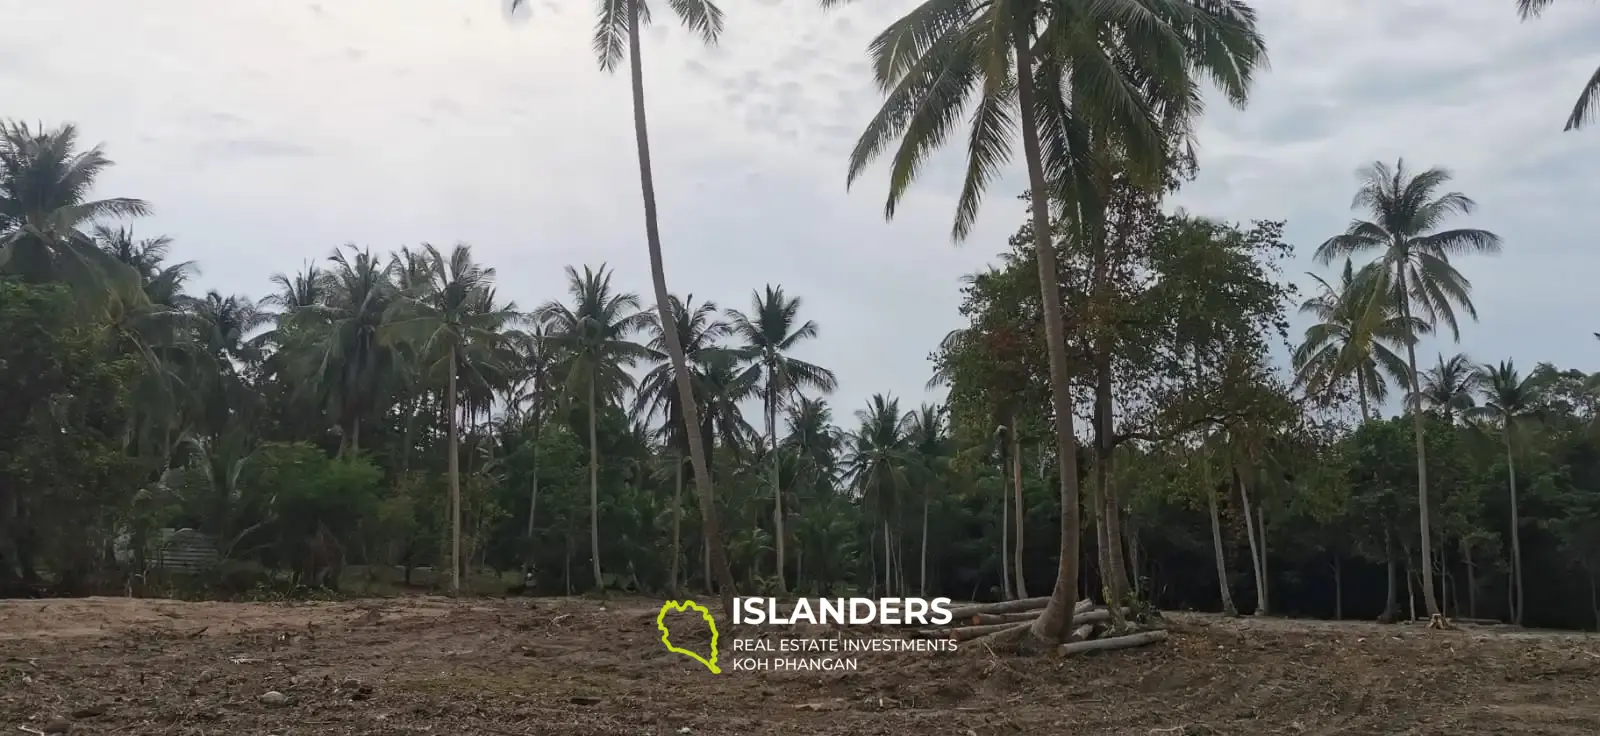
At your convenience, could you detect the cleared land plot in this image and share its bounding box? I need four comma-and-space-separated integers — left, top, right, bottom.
2, 596, 1598, 734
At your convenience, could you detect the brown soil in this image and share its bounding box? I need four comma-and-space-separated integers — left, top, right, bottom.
2, 596, 1599, 735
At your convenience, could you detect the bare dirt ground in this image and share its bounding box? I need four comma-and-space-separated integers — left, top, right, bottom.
2, 596, 1599, 735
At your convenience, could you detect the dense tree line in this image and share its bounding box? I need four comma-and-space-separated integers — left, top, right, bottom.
2, 0, 1594, 641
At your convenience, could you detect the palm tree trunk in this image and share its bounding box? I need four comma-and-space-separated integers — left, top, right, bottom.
1464, 540, 1477, 618
1381, 531, 1398, 623
447, 347, 461, 596
1505, 425, 1524, 626
1357, 377, 1371, 423
1333, 556, 1343, 620
625, 0, 736, 616
1204, 451, 1237, 616
1396, 268, 1441, 619
1009, 419, 1028, 598
882, 520, 892, 597
671, 455, 683, 595
1013, 23, 1082, 645
769, 398, 787, 594
587, 378, 602, 591
920, 490, 929, 597
524, 417, 541, 571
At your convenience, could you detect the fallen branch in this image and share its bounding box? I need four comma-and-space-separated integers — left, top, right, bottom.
1060, 628, 1168, 656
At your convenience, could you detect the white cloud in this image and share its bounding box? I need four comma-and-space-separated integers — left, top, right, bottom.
0, 0, 1595, 421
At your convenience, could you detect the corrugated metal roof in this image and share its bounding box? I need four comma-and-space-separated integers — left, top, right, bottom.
151, 528, 220, 573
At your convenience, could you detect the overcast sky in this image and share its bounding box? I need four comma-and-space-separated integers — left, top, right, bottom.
3, 0, 1597, 422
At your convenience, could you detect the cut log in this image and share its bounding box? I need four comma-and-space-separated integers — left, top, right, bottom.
945, 597, 1054, 619
1069, 622, 1095, 642
972, 606, 1129, 626
916, 621, 1035, 641
966, 611, 1043, 626
1060, 629, 1168, 656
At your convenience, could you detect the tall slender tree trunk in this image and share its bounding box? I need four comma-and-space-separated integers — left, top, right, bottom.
671, 455, 683, 595
1000, 452, 1013, 600
1333, 557, 1343, 620
524, 419, 541, 572
447, 347, 461, 596
1013, 20, 1082, 646
1505, 425, 1524, 626
587, 379, 602, 591
625, 0, 736, 617
1204, 450, 1237, 616
1464, 540, 1477, 618
1396, 266, 1441, 620
1257, 506, 1269, 612
1010, 420, 1028, 598
1237, 468, 1268, 616
882, 520, 892, 597
769, 399, 787, 594
920, 490, 929, 597
1381, 531, 1398, 623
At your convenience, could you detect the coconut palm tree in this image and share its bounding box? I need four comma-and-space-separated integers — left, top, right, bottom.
1514, 0, 1599, 131
1314, 159, 1503, 625
905, 403, 951, 596
536, 264, 654, 591
636, 294, 727, 594
1467, 360, 1546, 625
293, 246, 403, 457
842, 394, 913, 596
1292, 258, 1422, 421
0, 121, 147, 299
511, 0, 739, 615
1415, 353, 1481, 423
726, 285, 838, 594
386, 243, 519, 595
838, 0, 1267, 641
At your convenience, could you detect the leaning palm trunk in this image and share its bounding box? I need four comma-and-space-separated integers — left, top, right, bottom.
671, 455, 684, 595
1396, 267, 1442, 620
625, 0, 737, 616
447, 346, 462, 596
1013, 25, 1082, 645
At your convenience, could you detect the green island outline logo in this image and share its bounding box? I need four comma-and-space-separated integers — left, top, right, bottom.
656, 600, 721, 674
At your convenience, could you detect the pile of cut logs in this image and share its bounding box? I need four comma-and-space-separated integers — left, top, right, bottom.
907, 597, 1170, 655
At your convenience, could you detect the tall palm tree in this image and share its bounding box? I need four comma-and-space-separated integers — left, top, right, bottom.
1292, 258, 1422, 421
1467, 360, 1545, 626
1415, 353, 1481, 423
636, 294, 727, 594
511, 0, 739, 616
727, 285, 837, 594
0, 121, 147, 301
841, 394, 913, 596
905, 403, 950, 596
1514, 0, 1599, 131
838, 0, 1266, 641
536, 264, 654, 591
1314, 159, 1503, 625
294, 246, 402, 457
387, 243, 519, 595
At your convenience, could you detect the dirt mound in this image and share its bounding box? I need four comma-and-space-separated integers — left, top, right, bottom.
1, 596, 1597, 734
